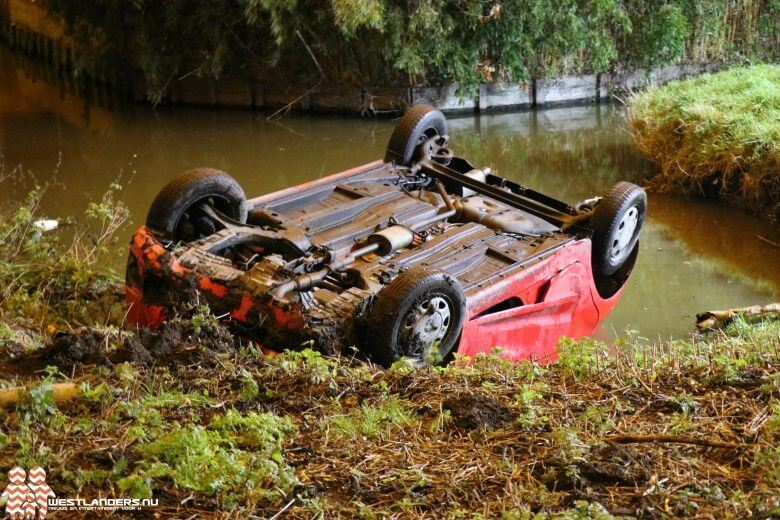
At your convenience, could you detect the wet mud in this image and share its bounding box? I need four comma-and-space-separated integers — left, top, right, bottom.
2, 320, 235, 375
443, 392, 511, 431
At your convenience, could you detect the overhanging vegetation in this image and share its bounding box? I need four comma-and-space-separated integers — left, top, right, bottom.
41, 0, 780, 102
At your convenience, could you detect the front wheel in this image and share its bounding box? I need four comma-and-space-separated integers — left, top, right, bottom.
364, 267, 466, 368
590, 181, 647, 278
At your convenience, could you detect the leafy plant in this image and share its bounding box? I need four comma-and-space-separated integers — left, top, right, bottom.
325, 398, 416, 441
123, 409, 297, 505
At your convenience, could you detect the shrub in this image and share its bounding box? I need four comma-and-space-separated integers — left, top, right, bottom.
0, 180, 129, 353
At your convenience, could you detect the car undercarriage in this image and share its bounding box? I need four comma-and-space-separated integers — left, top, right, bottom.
127, 105, 646, 366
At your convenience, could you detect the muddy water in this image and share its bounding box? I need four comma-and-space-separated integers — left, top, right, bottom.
0, 48, 777, 341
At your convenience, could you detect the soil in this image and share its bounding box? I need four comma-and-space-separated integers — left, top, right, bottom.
1, 320, 235, 376
138, 268, 202, 316
0, 294, 776, 519
443, 391, 511, 431
578, 444, 650, 486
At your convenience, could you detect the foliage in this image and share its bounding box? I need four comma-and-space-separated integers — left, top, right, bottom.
0, 178, 129, 356
122, 409, 298, 505
630, 64, 780, 220
325, 398, 416, 441
620, 3, 690, 69
43, 0, 780, 101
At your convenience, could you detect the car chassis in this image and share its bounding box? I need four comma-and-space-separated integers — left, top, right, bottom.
126, 106, 645, 366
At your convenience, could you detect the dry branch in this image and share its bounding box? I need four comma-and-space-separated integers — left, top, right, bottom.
0, 382, 81, 409
696, 303, 780, 331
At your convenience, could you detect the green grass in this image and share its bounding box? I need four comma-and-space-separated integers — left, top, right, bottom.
325, 398, 416, 441
124, 409, 298, 506
629, 64, 780, 220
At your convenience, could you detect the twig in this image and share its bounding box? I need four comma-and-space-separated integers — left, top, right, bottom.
265, 30, 325, 121
756, 234, 780, 248
295, 30, 325, 79
604, 434, 752, 449
268, 498, 296, 520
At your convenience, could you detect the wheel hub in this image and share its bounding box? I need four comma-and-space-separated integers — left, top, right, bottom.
177, 197, 226, 240
401, 296, 452, 354
610, 206, 639, 262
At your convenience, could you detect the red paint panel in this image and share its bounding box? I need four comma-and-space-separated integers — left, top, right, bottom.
125, 285, 166, 328
230, 294, 254, 321
268, 301, 305, 331
459, 239, 627, 362
461, 294, 578, 362
199, 277, 228, 297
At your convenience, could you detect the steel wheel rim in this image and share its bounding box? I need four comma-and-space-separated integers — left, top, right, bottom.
400, 295, 453, 362
609, 206, 639, 263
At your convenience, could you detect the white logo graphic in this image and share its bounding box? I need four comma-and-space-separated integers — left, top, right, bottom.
3, 465, 159, 514
1, 466, 55, 519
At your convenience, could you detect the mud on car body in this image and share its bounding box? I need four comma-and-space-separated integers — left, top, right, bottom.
126, 105, 646, 367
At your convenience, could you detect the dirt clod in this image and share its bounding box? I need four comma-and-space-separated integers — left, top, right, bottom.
5, 319, 235, 375
578, 444, 650, 486
443, 392, 511, 431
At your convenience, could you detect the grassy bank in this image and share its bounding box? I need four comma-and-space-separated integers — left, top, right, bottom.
1, 189, 778, 518
629, 64, 780, 221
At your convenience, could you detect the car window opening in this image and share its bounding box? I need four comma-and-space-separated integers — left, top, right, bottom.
476, 296, 524, 317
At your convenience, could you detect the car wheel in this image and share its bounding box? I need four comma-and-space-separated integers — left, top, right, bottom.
146, 168, 248, 242
384, 105, 448, 166
365, 267, 466, 368
590, 181, 647, 277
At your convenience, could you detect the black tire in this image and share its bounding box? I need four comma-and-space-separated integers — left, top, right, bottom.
590, 181, 647, 277
146, 168, 248, 242
384, 105, 447, 166
364, 267, 466, 368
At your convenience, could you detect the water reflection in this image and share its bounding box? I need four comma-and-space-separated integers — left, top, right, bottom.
0, 46, 776, 341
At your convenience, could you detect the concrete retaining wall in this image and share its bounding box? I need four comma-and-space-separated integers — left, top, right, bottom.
479, 82, 533, 111
149, 62, 716, 114
0, 0, 721, 115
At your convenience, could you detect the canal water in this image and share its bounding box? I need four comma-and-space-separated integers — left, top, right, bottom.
0, 48, 777, 341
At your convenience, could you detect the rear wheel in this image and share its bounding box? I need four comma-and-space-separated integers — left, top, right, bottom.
384, 105, 448, 166
364, 267, 466, 368
146, 168, 247, 242
590, 182, 647, 277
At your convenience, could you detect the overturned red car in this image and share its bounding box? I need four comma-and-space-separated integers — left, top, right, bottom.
126, 105, 646, 367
